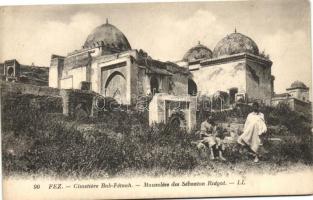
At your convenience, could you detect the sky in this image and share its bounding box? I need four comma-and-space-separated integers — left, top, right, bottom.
0, 0, 311, 94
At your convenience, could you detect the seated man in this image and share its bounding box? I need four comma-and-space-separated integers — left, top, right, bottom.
200, 116, 226, 161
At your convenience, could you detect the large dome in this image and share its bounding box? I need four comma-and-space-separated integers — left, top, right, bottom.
213, 31, 259, 58
83, 20, 131, 52
183, 42, 213, 62
290, 81, 308, 89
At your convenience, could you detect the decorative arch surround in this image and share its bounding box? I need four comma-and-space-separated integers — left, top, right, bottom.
104, 71, 127, 104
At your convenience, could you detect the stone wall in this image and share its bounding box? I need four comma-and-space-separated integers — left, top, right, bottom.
1, 82, 63, 115
293, 98, 312, 114
272, 97, 312, 114
130, 58, 139, 104
0, 81, 60, 97
60, 89, 95, 118
171, 73, 188, 95
1, 81, 98, 118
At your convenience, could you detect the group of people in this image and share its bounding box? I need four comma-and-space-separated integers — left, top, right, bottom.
199, 102, 267, 163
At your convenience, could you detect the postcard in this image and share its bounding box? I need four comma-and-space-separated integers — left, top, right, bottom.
1, 0, 312, 199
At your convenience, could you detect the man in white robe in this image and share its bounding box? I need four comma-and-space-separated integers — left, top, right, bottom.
237, 102, 267, 162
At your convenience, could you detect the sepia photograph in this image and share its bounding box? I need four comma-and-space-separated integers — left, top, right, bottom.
0, 0, 312, 199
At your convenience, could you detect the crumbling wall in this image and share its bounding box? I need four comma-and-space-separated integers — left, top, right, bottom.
60, 89, 96, 118
0, 81, 60, 97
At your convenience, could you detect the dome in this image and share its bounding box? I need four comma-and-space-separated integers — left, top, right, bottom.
183, 42, 213, 62
290, 81, 308, 89
213, 31, 259, 58
83, 20, 131, 53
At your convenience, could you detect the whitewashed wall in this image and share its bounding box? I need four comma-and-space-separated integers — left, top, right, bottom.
191, 60, 246, 96
49, 66, 58, 88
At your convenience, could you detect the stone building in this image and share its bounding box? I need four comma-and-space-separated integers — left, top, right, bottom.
0, 59, 49, 86
49, 22, 276, 107
272, 81, 311, 113
179, 30, 274, 105
49, 20, 190, 105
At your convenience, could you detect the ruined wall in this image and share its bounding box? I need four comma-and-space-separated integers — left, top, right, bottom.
0, 81, 60, 97
191, 60, 246, 96
60, 89, 95, 118
1, 82, 63, 117
1, 81, 99, 118
245, 59, 272, 103
170, 73, 188, 95
161, 76, 170, 93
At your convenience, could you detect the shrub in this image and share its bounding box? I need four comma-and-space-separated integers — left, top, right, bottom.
2, 93, 199, 177
2, 92, 312, 178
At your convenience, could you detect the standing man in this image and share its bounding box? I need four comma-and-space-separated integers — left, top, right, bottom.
237, 102, 267, 162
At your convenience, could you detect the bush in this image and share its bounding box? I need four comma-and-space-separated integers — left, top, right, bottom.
2, 93, 312, 178
2, 93, 199, 177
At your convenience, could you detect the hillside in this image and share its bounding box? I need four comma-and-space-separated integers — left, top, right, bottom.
1, 90, 312, 178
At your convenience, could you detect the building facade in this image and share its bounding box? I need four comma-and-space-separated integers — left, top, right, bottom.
50, 21, 313, 110
272, 81, 311, 113
0, 59, 49, 86
49, 21, 190, 105
179, 31, 273, 105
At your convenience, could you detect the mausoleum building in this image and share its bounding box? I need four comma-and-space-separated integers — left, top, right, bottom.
179, 30, 274, 105
49, 20, 190, 105
49, 21, 279, 107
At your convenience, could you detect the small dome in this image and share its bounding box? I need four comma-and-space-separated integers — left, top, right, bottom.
83, 20, 131, 53
290, 81, 308, 89
213, 31, 259, 58
183, 42, 213, 62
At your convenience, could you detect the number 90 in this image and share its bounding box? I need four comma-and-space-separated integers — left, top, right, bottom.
33, 184, 40, 189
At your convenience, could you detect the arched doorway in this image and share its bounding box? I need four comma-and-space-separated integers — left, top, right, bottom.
212, 91, 229, 110
166, 110, 187, 132
104, 71, 126, 104
7, 67, 14, 76
150, 76, 159, 94
188, 79, 197, 96
229, 87, 238, 104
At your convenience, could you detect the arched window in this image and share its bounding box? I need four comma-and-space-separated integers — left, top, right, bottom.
188, 79, 197, 96
150, 76, 159, 94
229, 87, 238, 104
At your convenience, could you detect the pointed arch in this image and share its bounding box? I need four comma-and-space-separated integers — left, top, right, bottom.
104, 71, 126, 104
